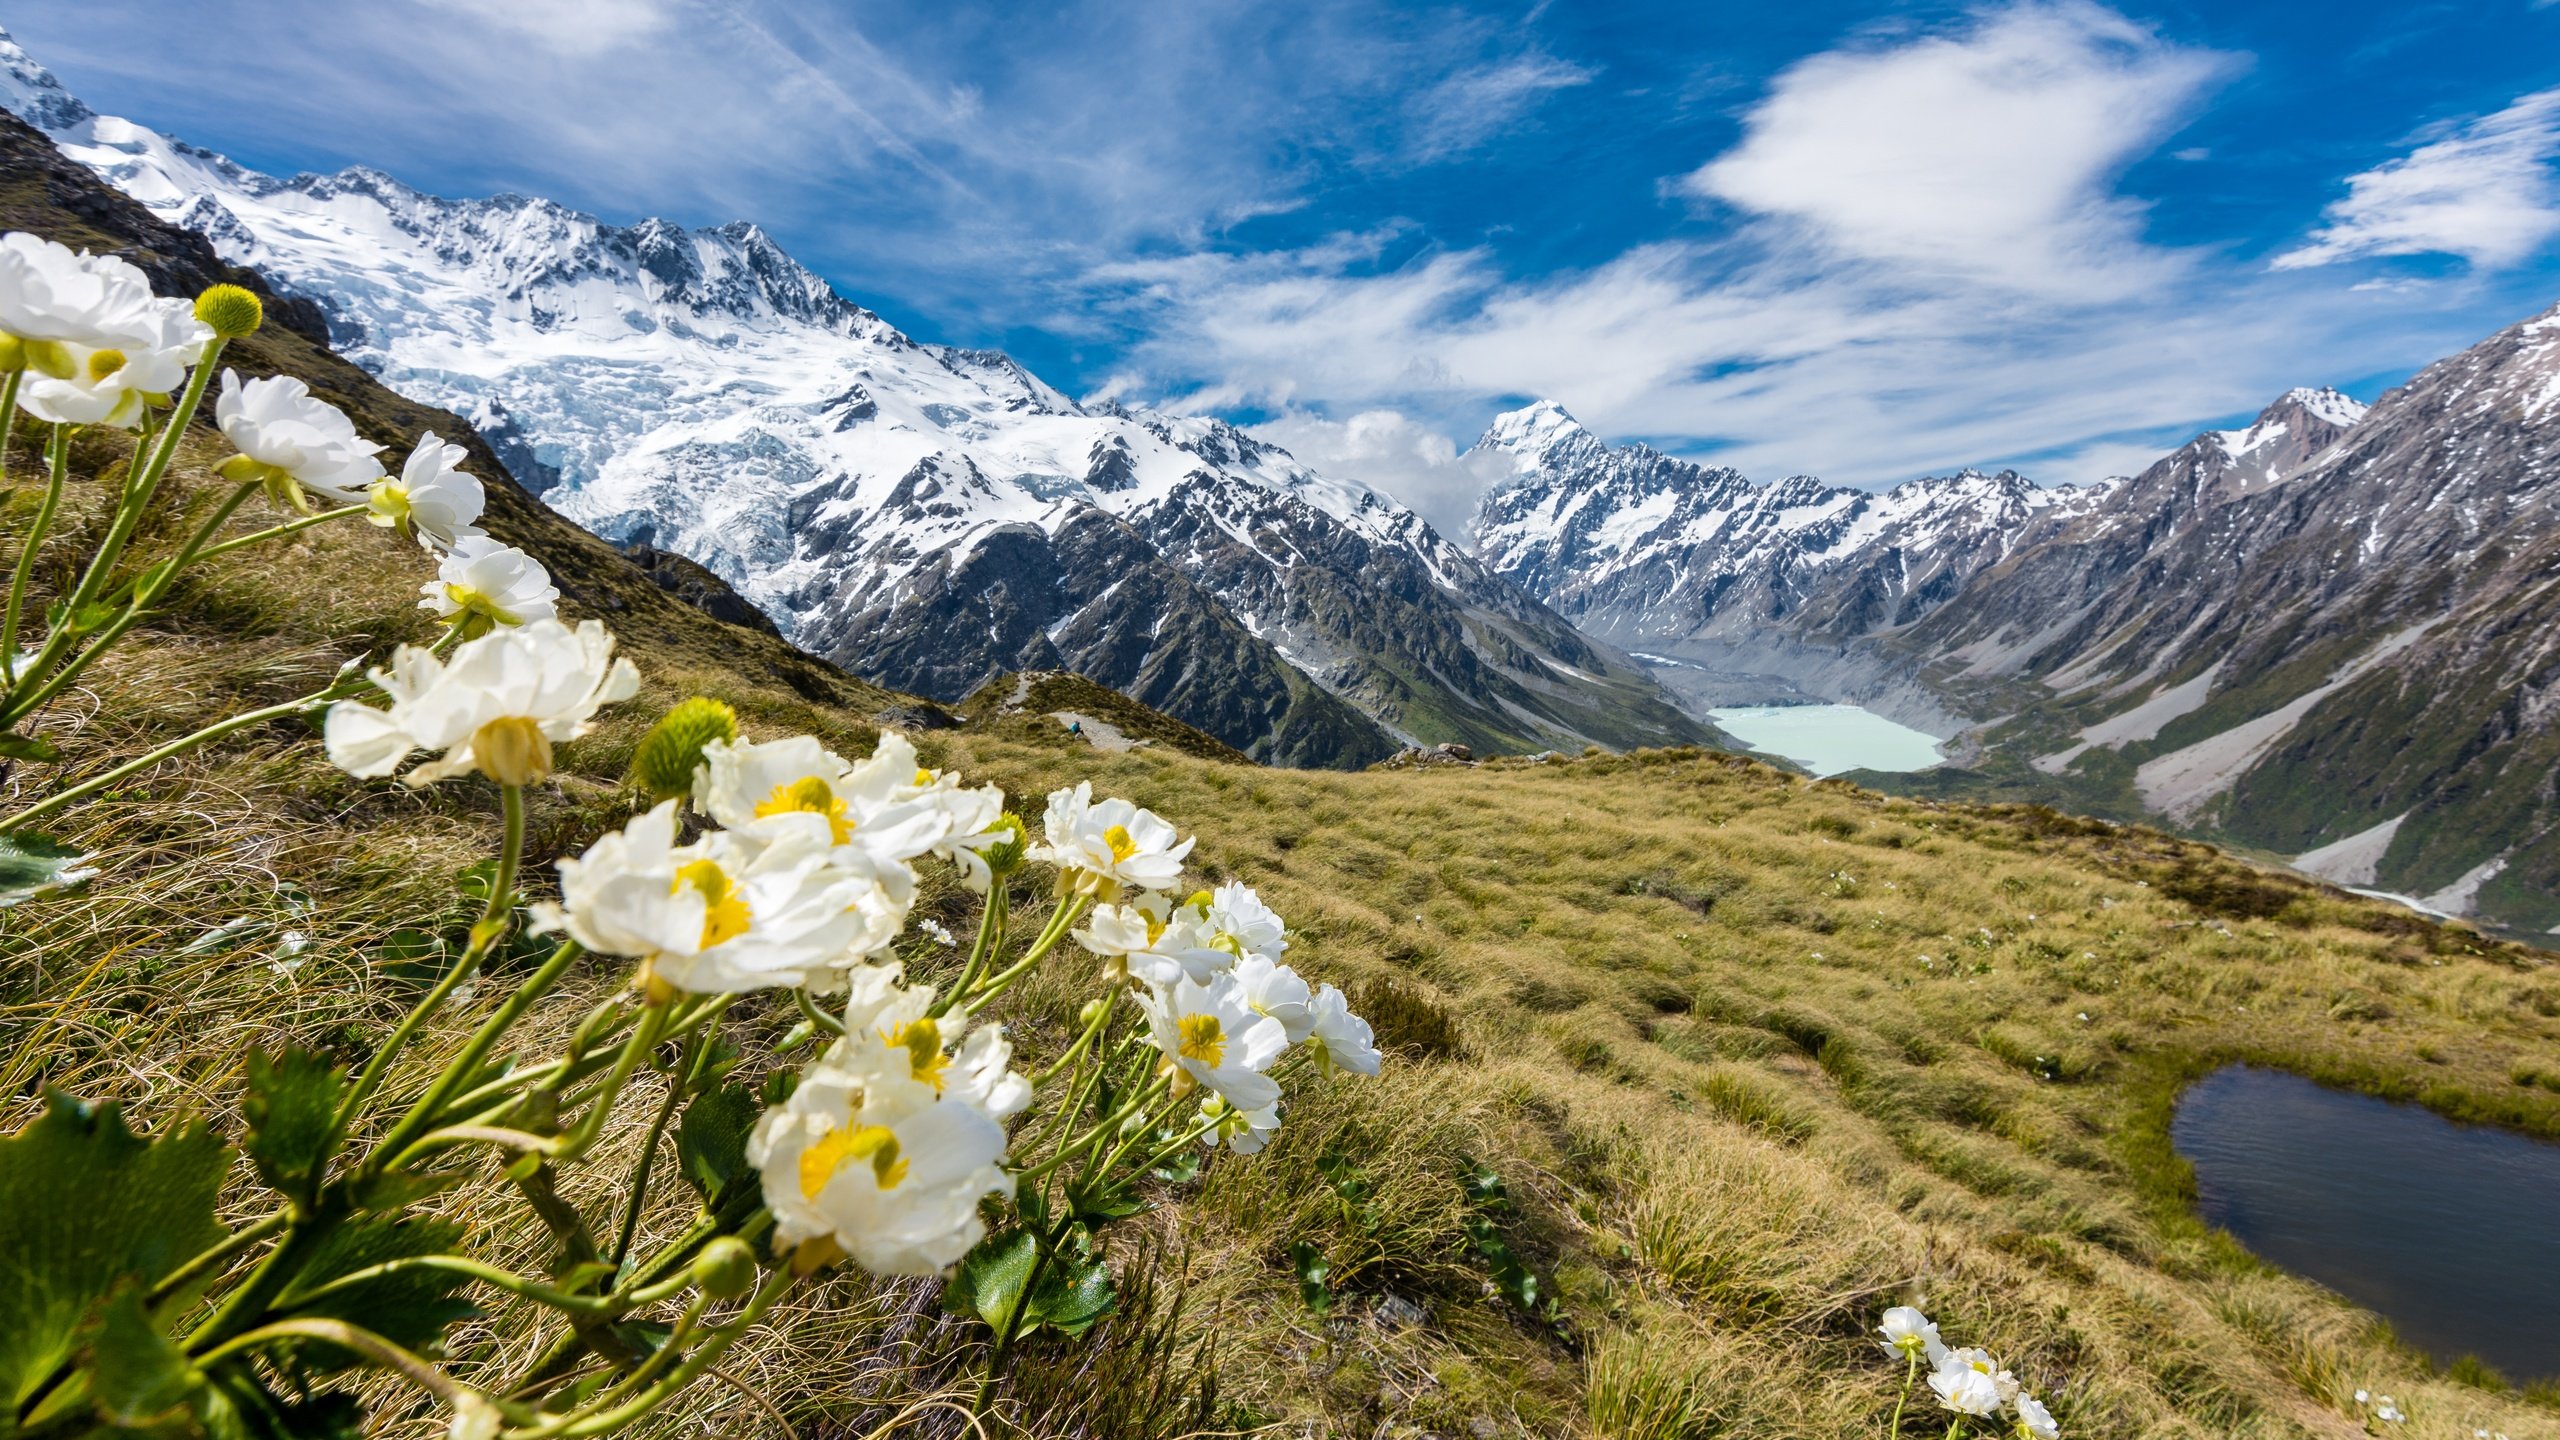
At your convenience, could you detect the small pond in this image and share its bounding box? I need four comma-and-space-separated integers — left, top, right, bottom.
2171, 1065, 2560, 1381
1704, 704, 1944, 777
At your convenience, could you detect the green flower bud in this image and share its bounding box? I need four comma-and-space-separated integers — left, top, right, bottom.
1078, 998, 1109, 1028
692, 1236, 758, 1298
194, 284, 264, 339
980, 811, 1028, 876
627, 696, 739, 801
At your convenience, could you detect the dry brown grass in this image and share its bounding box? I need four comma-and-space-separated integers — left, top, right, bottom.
7, 428, 2560, 1439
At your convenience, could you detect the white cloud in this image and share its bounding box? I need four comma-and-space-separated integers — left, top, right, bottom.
1683, 1, 2235, 297
409, 0, 677, 54
1405, 54, 1592, 162
1249, 407, 1511, 536
2273, 88, 2560, 272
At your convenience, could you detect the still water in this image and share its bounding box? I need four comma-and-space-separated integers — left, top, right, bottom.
1704, 704, 1944, 777
2171, 1065, 2560, 1380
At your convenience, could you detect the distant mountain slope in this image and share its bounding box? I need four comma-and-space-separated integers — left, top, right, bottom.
1465, 401, 2092, 724
1898, 317, 2560, 929
0, 29, 1706, 768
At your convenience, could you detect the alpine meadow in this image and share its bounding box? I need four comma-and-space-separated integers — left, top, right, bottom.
6, 6, 2560, 1440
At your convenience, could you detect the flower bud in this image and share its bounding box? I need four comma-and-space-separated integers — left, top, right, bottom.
692, 1236, 759, 1297
627, 696, 738, 801
194, 283, 264, 339
1078, 998, 1109, 1028
979, 811, 1028, 877
471, 715, 554, 788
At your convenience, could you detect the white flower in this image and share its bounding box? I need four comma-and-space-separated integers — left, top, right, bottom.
1935, 1349, 2017, 1412
917, 917, 957, 947
1077, 892, 1231, 986
2013, 1394, 2059, 1439
1233, 953, 1312, 1042
214, 370, 385, 505
16, 298, 206, 428
899, 758, 1008, 889
1931, 1364, 2004, 1418
747, 1050, 1012, 1275
1305, 983, 1382, 1077
1877, 1306, 1948, 1366
545, 802, 908, 995
1200, 880, 1287, 963
1199, 1092, 1281, 1155
1031, 782, 1191, 899
0, 233, 161, 355
421, 535, 559, 634
1137, 972, 1287, 1112
371, 431, 484, 550
323, 617, 637, 787
2372, 1397, 2403, 1425
694, 730, 952, 869
836, 963, 1031, 1120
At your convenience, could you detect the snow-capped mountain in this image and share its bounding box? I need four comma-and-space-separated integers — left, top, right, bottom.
0, 30, 1705, 767
1465, 400, 2096, 720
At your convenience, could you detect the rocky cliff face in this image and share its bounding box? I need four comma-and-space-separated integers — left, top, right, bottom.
0, 29, 1705, 769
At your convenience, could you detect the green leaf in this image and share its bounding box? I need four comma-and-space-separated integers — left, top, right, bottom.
1316, 1150, 1371, 1202
242, 1048, 345, 1195
1149, 1146, 1202, 1186
0, 730, 60, 762
1063, 1170, 1144, 1227
273, 1216, 474, 1369
943, 1229, 1118, 1339
0, 830, 95, 908
1289, 1240, 1333, 1316
87, 1285, 202, 1428
0, 1095, 229, 1415
675, 1085, 758, 1204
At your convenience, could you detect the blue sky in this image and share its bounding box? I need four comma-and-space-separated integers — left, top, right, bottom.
12, 0, 2560, 531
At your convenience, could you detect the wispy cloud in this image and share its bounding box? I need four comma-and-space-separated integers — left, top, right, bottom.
2273, 88, 2560, 271
1405, 54, 1592, 163
409, 0, 677, 55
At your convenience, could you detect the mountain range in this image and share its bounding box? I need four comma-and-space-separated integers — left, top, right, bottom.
8, 29, 2558, 935
0, 30, 1704, 770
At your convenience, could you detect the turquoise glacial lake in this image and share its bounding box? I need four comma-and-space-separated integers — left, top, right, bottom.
1705, 704, 1945, 777
2172, 1065, 2560, 1380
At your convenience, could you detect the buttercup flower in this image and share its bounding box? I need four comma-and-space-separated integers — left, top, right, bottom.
544, 802, 906, 995
695, 731, 952, 869
370, 431, 484, 550
422, 536, 559, 635
899, 759, 1009, 889
323, 618, 637, 787
0, 233, 161, 369
747, 1050, 1012, 1275
2013, 1394, 2060, 1440
1233, 953, 1312, 1042
1305, 983, 1382, 1077
1878, 1305, 1948, 1365
1137, 972, 1287, 1111
1077, 892, 1230, 987
1199, 1091, 1281, 1155
15, 298, 206, 428
1031, 782, 1191, 900
213, 370, 385, 507
1931, 1363, 2004, 1419
836, 963, 1030, 1120
1936, 1349, 2017, 1412
1200, 880, 1287, 963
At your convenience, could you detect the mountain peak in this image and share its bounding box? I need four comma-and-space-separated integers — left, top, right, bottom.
2266, 385, 2367, 429
1475, 399, 1592, 459
0, 25, 91, 132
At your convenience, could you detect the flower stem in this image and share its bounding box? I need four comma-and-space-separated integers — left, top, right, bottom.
611, 1027, 704, 1268
0, 408, 54, 678
928, 885, 1008, 1018
186, 502, 365, 565
1890, 1353, 1917, 1435
963, 894, 1088, 1014
0, 668, 365, 833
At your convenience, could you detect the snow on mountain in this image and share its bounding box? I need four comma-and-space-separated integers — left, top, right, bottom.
1466, 400, 2084, 655
0, 28, 1707, 766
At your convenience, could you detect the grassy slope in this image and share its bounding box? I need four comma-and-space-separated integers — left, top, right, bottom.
8, 418, 2560, 1439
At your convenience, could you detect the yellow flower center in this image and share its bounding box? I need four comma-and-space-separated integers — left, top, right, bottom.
84, 348, 127, 383
1177, 1013, 1225, 1068
1143, 913, 1168, 946
912, 768, 935, 787
755, 775, 852, 844
672, 858, 752, 949
444, 584, 520, 628
882, 1017, 949, 1091
470, 715, 552, 787
370, 480, 412, 528
797, 1123, 906, 1198
1104, 824, 1138, 862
